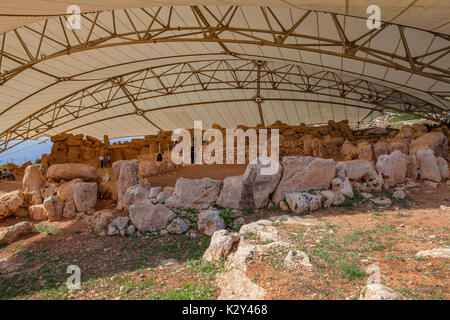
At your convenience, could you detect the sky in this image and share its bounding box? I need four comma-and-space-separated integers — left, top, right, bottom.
0, 136, 141, 166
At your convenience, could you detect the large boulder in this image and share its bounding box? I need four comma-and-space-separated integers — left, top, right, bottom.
336, 160, 383, 192
63, 200, 77, 219
198, 209, 225, 236
341, 140, 358, 160
0, 221, 36, 245
0, 191, 24, 220
373, 141, 389, 160
410, 132, 448, 159
406, 155, 419, 179
357, 141, 375, 162
165, 177, 223, 210
395, 125, 414, 141
436, 157, 449, 180
272, 157, 335, 203
167, 218, 190, 235
23, 165, 45, 204
129, 202, 175, 232
43, 195, 64, 221
331, 177, 354, 198
216, 158, 282, 209
47, 163, 97, 181
113, 160, 139, 210
285, 192, 322, 213
73, 182, 98, 212
416, 148, 441, 182
203, 230, 241, 262
29, 204, 46, 221
122, 185, 150, 210
389, 141, 409, 155
55, 178, 83, 201
376, 150, 408, 188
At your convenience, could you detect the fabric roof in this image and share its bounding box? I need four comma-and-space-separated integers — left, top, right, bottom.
0, 2, 448, 152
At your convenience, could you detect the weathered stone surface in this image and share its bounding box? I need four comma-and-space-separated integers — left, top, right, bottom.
218, 158, 282, 209
416, 148, 441, 182
29, 204, 46, 221
91, 210, 115, 234
156, 190, 172, 204
203, 230, 241, 261
129, 203, 175, 232
47, 163, 97, 181
149, 187, 162, 198
395, 125, 414, 141
416, 248, 450, 259
331, 177, 354, 198
0, 191, 24, 220
63, 200, 76, 219
373, 141, 389, 160
436, 157, 449, 180
165, 177, 223, 210
392, 190, 406, 199
341, 140, 358, 160
285, 192, 322, 213
23, 165, 45, 204
167, 218, 190, 235
217, 269, 267, 300
138, 178, 151, 191
56, 178, 83, 201
198, 209, 225, 236
239, 220, 278, 242
73, 182, 98, 212
43, 195, 64, 221
122, 185, 149, 210
360, 284, 400, 300
321, 190, 345, 208
272, 157, 335, 203
371, 197, 392, 205
113, 160, 139, 210
284, 250, 313, 271
376, 150, 408, 188
406, 155, 419, 179
357, 141, 375, 162
0, 222, 36, 245
389, 141, 409, 155
108, 216, 129, 235
40, 181, 58, 199
336, 160, 384, 192
410, 132, 448, 159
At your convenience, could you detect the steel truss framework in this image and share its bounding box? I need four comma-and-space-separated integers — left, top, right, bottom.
0, 58, 446, 153
0, 5, 449, 153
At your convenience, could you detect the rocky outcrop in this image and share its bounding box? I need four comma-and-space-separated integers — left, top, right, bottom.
203, 230, 241, 261
0, 222, 36, 245
73, 182, 98, 212
129, 202, 175, 232
336, 160, 383, 192
47, 163, 97, 181
165, 177, 223, 210
113, 160, 139, 210
272, 157, 335, 203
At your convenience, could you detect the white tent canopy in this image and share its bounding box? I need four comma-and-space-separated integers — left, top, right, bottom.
0, 1, 448, 153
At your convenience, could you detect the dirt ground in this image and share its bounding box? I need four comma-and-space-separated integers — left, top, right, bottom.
0, 165, 449, 300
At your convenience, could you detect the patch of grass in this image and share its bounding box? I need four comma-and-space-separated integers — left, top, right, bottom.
339, 191, 366, 209
241, 209, 254, 216
158, 283, 215, 300
339, 262, 365, 279
185, 259, 225, 280
35, 224, 60, 234
219, 208, 235, 226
